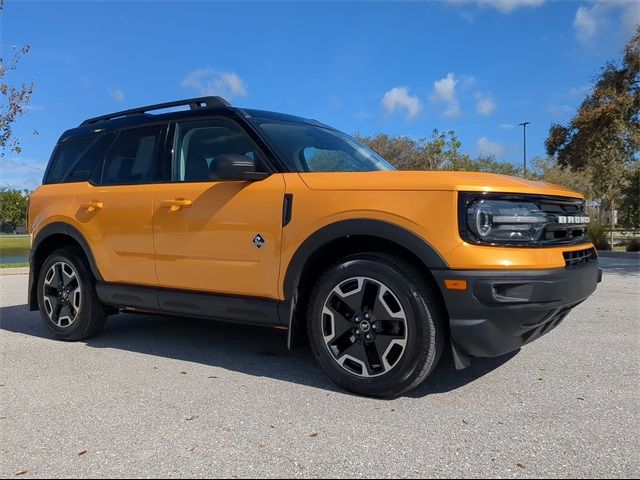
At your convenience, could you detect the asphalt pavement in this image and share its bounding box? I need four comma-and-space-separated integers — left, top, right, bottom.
1, 257, 638, 478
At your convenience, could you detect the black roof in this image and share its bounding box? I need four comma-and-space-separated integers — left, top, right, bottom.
58, 96, 328, 143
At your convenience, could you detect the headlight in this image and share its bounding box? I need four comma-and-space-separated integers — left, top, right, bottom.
459, 193, 590, 246
467, 199, 548, 243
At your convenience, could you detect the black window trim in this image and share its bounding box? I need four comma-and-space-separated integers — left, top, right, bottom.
166, 116, 277, 185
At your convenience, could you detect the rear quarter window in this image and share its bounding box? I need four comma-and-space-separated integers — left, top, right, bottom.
43, 133, 114, 184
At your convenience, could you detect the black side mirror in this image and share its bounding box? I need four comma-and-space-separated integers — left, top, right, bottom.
209, 154, 270, 181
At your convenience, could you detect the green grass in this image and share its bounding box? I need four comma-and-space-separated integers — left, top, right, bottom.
0, 235, 30, 265
0, 262, 29, 268
0, 235, 30, 249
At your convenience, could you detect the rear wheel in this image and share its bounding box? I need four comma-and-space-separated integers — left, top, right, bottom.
307, 253, 445, 398
37, 247, 107, 341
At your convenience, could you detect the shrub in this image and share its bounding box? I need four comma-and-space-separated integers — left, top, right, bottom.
587, 221, 609, 250
627, 239, 640, 252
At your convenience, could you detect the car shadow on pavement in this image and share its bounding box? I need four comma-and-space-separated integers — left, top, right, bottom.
0, 304, 517, 399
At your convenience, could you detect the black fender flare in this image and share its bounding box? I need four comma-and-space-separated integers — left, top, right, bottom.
28, 222, 103, 310
283, 218, 449, 301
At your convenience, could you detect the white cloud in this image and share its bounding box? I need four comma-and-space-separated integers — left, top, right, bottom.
430, 73, 460, 118
500, 123, 515, 129
20, 178, 41, 190
431, 73, 457, 102
622, 1, 640, 32
476, 137, 505, 156
459, 75, 477, 89
381, 86, 422, 119
573, 1, 640, 45
443, 103, 461, 118
109, 88, 125, 102
1, 157, 46, 176
574, 6, 598, 43
448, 0, 545, 14
181, 68, 248, 99
475, 92, 496, 116
0, 157, 46, 189
480, 0, 545, 13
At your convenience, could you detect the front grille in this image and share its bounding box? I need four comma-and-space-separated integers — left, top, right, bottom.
539, 199, 588, 244
563, 247, 597, 268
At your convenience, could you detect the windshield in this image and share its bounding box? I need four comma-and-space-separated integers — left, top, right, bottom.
252, 120, 396, 173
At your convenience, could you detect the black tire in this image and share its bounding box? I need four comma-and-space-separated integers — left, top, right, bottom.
37, 246, 107, 341
307, 253, 445, 398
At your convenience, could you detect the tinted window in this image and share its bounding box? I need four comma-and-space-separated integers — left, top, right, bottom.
100, 126, 164, 185
174, 119, 267, 182
251, 120, 395, 173
43, 133, 114, 184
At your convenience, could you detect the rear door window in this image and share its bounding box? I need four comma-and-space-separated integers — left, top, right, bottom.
99, 125, 165, 185
43, 133, 114, 184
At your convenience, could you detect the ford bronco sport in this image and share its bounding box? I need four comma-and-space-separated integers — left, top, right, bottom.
28, 96, 601, 397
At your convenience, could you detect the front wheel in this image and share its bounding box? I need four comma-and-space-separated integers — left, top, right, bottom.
37, 247, 107, 341
307, 253, 445, 398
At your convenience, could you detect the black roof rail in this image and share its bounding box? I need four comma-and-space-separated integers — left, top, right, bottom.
80, 96, 231, 126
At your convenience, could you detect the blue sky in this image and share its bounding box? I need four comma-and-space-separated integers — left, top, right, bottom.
2, 0, 639, 189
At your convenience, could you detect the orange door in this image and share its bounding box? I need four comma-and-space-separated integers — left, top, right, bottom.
70, 124, 167, 286
152, 118, 286, 299
71, 183, 158, 286
152, 177, 285, 299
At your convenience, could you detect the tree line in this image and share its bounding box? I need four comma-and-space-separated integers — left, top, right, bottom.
0, 186, 30, 232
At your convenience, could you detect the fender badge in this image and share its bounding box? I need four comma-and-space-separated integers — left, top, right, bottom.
253, 234, 266, 248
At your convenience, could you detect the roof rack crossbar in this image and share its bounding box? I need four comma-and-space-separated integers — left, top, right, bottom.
80, 96, 231, 126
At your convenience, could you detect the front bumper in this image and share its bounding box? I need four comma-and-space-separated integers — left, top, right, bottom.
432, 261, 602, 362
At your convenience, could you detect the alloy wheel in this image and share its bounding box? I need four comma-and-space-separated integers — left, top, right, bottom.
321, 276, 408, 378
42, 261, 82, 328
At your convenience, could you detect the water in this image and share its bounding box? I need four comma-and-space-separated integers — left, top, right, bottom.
1, 252, 29, 263
0, 238, 30, 264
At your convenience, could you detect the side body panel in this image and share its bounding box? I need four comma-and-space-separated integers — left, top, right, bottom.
28, 184, 77, 236
278, 174, 459, 299
152, 174, 286, 299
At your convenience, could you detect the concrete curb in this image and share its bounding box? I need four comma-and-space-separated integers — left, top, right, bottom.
597, 250, 640, 260
0, 267, 29, 275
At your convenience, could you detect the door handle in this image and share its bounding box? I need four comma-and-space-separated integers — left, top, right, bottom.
81, 201, 103, 212
161, 199, 192, 212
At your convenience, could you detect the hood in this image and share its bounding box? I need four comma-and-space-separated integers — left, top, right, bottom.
298, 171, 582, 198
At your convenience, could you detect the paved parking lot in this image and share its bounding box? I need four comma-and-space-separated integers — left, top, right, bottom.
1, 257, 638, 478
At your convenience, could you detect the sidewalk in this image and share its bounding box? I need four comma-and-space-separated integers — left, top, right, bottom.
0, 267, 29, 275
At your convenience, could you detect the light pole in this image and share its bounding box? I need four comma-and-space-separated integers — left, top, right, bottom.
519, 121, 530, 177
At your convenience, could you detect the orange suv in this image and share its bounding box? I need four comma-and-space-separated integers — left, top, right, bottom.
28, 97, 601, 397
